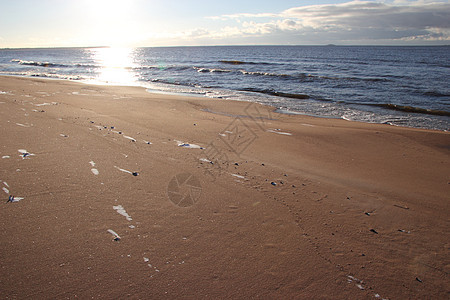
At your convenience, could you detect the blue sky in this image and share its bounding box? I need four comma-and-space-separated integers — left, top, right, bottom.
0, 0, 449, 48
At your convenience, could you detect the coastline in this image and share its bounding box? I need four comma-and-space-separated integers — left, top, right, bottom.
1, 75, 449, 298
2, 45, 449, 131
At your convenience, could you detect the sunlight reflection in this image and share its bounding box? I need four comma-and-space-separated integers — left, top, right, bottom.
90, 47, 138, 85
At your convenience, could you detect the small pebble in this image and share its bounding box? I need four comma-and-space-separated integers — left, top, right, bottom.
271, 182, 277, 186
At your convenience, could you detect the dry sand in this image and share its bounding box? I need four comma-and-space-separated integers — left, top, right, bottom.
0, 76, 449, 299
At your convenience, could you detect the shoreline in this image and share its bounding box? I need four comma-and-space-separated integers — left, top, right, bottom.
1, 76, 449, 298
2, 74, 449, 132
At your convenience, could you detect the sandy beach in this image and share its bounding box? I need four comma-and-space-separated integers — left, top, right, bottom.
0, 75, 449, 299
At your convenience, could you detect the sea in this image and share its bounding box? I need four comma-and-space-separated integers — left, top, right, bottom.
0, 46, 449, 131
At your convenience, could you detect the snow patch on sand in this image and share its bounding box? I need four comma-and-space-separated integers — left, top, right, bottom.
347, 275, 388, 299
231, 173, 246, 179
267, 129, 292, 136
123, 135, 136, 142
113, 205, 133, 221
8, 196, 24, 203
107, 229, 121, 240
18, 149, 35, 159
34, 102, 55, 107
114, 166, 133, 175
176, 140, 204, 149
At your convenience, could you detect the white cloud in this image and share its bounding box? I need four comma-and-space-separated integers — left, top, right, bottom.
200, 0, 450, 44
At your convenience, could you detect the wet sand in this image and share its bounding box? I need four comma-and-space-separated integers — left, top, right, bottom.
0, 76, 449, 299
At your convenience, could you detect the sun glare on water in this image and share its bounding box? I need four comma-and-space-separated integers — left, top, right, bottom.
90, 47, 138, 86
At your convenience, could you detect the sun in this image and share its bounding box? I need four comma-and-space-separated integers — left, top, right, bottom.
83, 0, 137, 47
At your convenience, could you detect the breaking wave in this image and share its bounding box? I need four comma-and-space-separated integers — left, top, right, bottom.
11, 59, 98, 69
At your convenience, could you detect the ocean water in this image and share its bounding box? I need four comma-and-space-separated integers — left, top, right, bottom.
0, 46, 449, 131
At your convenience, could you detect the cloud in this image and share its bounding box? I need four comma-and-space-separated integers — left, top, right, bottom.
202, 0, 450, 44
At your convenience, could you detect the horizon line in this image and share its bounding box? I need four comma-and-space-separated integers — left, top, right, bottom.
1, 44, 450, 50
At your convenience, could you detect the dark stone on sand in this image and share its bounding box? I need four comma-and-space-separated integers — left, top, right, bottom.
132, 172, 139, 176
370, 229, 378, 234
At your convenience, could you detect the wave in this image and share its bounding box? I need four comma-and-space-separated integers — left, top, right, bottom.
30, 73, 84, 80
194, 67, 232, 73
238, 69, 389, 83
150, 78, 202, 88
0, 71, 85, 80
239, 70, 290, 78
13, 60, 67, 68
422, 91, 450, 98
219, 60, 274, 65
367, 103, 450, 117
239, 87, 310, 100
138, 62, 391, 84
137, 65, 192, 72
11, 59, 98, 69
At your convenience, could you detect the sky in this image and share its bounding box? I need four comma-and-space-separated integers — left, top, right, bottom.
0, 0, 449, 48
